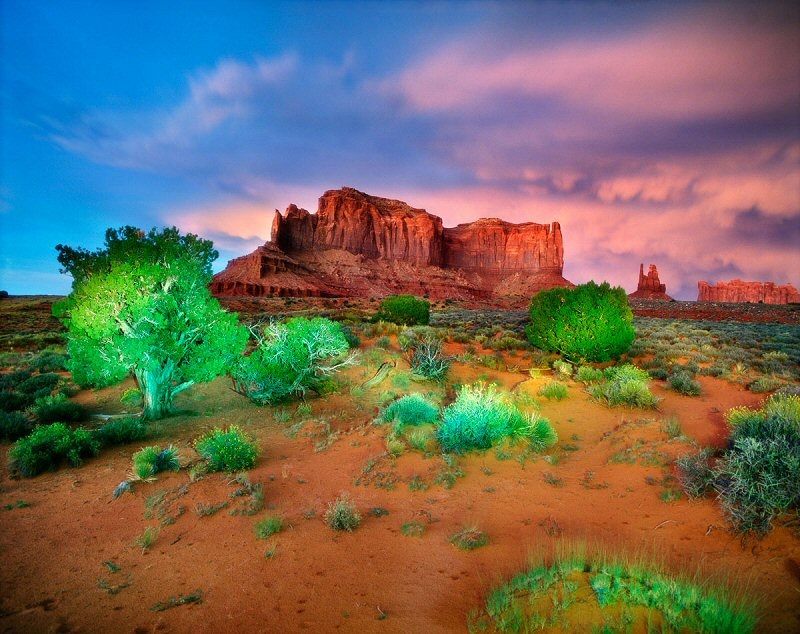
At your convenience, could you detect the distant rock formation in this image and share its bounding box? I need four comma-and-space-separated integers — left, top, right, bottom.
212, 187, 571, 301
697, 280, 800, 304
629, 263, 672, 300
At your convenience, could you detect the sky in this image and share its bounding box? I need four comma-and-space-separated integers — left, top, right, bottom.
1, 0, 798, 300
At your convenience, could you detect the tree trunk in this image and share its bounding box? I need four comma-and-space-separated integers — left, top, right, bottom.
135, 368, 173, 421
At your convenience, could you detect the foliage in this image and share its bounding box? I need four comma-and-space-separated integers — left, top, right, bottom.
668, 371, 702, 396
449, 526, 488, 550
232, 317, 353, 405
408, 336, 451, 381
29, 351, 68, 373
375, 294, 430, 326
254, 515, 284, 539
437, 382, 557, 453
675, 448, 716, 498
588, 364, 660, 409
526, 282, 635, 362
576, 365, 604, 383
194, 426, 258, 473
379, 394, 439, 432
471, 550, 757, 633
32, 393, 87, 424
8, 423, 100, 477
93, 417, 148, 446
538, 381, 568, 401
130, 445, 181, 481
713, 394, 800, 535
54, 227, 248, 420
324, 492, 361, 531
552, 359, 573, 378
0, 411, 33, 442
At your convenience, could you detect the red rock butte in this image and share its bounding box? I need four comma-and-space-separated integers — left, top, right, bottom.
629, 263, 672, 300
697, 279, 800, 304
211, 186, 572, 301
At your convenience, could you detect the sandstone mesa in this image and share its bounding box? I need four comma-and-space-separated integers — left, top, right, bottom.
698, 280, 800, 304
211, 187, 572, 302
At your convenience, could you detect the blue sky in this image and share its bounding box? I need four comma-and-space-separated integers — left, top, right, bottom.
1, 0, 798, 299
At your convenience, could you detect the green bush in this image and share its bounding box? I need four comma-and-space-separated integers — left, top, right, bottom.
131, 445, 180, 480
0, 391, 29, 413
589, 364, 659, 409
437, 382, 557, 453
748, 376, 783, 394
668, 371, 702, 396
8, 423, 100, 477
713, 394, 800, 534
409, 337, 450, 381
675, 448, 716, 498
526, 282, 634, 362
324, 492, 361, 531
16, 373, 61, 396
30, 352, 68, 373
576, 366, 604, 383
379, 393, 439, 432
194, 425, 258, 472
538, 381, 568, 401
93, 417, 148, 446
375, 294, 430, 326
254, 515, 284, 538
0, 411, 34, 441
232, 317, 353, 405
32, 393, 87, 424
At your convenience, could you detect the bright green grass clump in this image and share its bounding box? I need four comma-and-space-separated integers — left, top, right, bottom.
538, 381, 569, 401
469, 550, 757, 633
193, 425, 258, 473
379, 393, 439, 432
588, 364, 660, 409
437, 382, 557, 454
254, 515, 284, 539
130, 445, 180, 481
8, 422, 99, 477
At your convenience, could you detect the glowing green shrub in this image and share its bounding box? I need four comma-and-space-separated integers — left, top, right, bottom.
233, 317, 353, 405
526, 282, 634, 362
375, 294, 430, 326
538, 381, 568, 401
438, 382, 557, 453
379, 393, 439, 432
93, 417, 148, 446
194, 425, 258, 472
589, 364, 659, 409
54, 227, 248, 420
130, 445, 180, 481
8, 423, 100, 477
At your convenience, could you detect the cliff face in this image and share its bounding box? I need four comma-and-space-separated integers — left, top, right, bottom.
698, 280, 800, 304
629, 263, 672, 300
213, 186, 571, 301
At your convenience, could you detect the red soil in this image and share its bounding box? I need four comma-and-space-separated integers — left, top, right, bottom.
1, 349, 798, 633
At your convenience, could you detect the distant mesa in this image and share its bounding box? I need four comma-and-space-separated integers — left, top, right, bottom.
211, 186, 572, 301
628, 263, 672, 300
698, 279, 800, 304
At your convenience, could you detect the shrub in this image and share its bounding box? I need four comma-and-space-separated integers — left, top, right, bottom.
337, 324, 361, 349
194, 425, 258, 472
0, 369, 33, 391
0, 411, 33, 441
748, 376, 783, 394
131, 445, 180, 481
232, 317, 353, 405
30, 352, 68, 373
32, 393, 87, 424
324, 492, 361, 531
254, 515, 284, 538
409, 337, 451, 381
589, 364, 659, 409
8, 423, 100, 477
379, 394, 439, 432
675, 448, 716, 498
449, 526, 488, 550
17, 372, 60, 396
375, 295, 430, 326
94, 417, 148, 446
0, 391, 29, 413
552, 359, 573, 378
538, 381, 568, 401
437, 382, 557, 453
526, 281, 635, 362
576, 366, 604, 383
668, 371, 702, 396
714, 394, 800, 534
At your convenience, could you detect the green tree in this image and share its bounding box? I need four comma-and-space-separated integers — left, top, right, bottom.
54, 227, 247, 420
526, 281, 635, 362
375, 294, 430, 325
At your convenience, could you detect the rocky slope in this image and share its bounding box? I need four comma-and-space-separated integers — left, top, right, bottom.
212, 187, 571, 302
629, 263, 672, 300
697, 280, 799, 304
